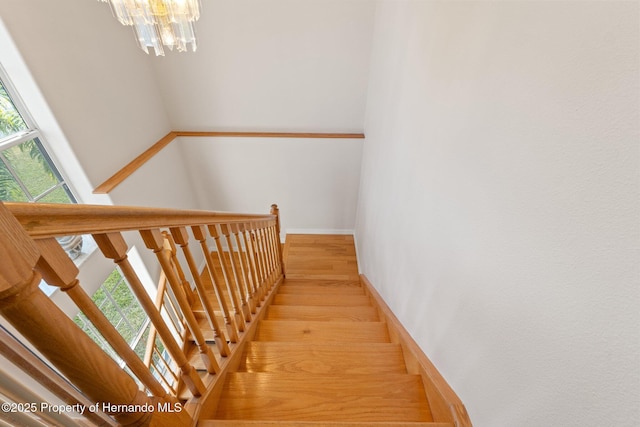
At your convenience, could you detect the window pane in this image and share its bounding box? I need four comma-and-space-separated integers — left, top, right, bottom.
133, 324, 151, 360
38, 185, 74, 204
0, 160, 28, 201
0, 79, 28, 139
104, 269, 123, 293
1, 139, 60, 199
73, 268, 151, 364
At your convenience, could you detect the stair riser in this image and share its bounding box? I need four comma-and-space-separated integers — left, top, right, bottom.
266, 305, 379, 322
241, 343, 407, 374
256, 320, 390, 343
273, 294, 372, 307
215, 373, 431, 422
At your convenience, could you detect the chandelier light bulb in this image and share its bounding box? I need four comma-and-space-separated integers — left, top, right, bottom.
99, 0, 201, 56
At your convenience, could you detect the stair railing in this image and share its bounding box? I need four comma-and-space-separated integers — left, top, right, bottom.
0, 201, 285, 426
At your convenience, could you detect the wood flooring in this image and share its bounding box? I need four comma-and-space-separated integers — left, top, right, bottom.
198, 234, 448, 426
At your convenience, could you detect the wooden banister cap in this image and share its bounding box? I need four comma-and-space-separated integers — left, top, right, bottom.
0, 202, 40, 292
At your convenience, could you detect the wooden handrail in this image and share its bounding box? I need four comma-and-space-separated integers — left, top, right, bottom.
174, 131, 365, 138
0, 201, 285, 426
0, 202, 184, 426
5, 202, 274, 238
93, 131, 364, 194
93, 131, 177, 194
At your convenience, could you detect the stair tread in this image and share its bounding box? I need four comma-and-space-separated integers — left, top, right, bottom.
277, 286, 364, 295
285, 273, 361, 281
194, 235, 462, 426
241, 342, 406, 374
273, 294, 371, 307
191, 315, 230, 342
256, 320, 390, 343
281, 279, 362, 288
267, 305, 379, 322
214, 373, 432, 422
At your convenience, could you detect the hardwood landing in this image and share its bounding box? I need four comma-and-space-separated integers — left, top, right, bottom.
198, 234, 445, 426
283, 234, 360, 281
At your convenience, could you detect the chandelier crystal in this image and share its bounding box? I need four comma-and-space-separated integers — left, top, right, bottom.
100, 0, 201, 56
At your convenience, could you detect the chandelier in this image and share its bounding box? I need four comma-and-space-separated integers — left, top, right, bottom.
100, 0, 201, 56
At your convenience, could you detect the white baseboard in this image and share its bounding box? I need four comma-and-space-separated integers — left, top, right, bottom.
285, 228, 355, 236
197, 256, 207, 274
353, 232, 362, 274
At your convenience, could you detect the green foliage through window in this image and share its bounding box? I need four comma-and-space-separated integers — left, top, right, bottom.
73, 268, 150, 361
0, 76, 75, 204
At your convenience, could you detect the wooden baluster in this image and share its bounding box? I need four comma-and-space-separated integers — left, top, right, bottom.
140, 229, 220, 375
157, 286, 185, 340
153, 350, 179, 392
170, 227, 231, 357
35, 237, 170, 399
162, 232, 195, 306
231, 223, 257, 313
268, 223, 280, 282
229, 223, 256, 314
191, 225, 239, 343
268, 222, 282, 277
0, 326, 115, 427
93, 232, 206, 397
142, 271, 166, 372
240, 222, 263, 307
257, 221, 273, 291
208, 225, 247, 330
271, 222, 284, 280
0, 203, 181, 426
247, 222, 266, 301
256, 223, 271, 295
270, 204, 285, 276
219, 224, 251, 321
264, 221, 277, 286
265, 221, 278, 280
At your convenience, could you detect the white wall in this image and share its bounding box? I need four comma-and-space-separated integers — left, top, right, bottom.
179, 136, 363, 236
110, 141, 199, 210
356, 2, 639, 427
109, 141, 203, 280
151, 0, 375, 133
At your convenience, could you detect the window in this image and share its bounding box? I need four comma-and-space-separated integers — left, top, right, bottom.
0, 74, 76, 204
72, 267, 175, 394
0, 67, 87, 263
74, 268, 151, 361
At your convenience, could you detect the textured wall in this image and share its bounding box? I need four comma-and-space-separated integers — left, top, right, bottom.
356, 2, 639, 426
151, 0, 375, 133
179, 136, 363, 235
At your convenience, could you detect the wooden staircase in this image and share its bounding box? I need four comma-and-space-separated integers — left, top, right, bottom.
198, 235, 457, 426
1, 203, 470, 426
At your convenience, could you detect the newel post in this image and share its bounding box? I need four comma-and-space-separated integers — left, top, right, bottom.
270, 204, 285, 276
0, 202, 155, 426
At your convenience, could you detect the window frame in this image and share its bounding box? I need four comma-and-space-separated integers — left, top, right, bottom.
0, 65, 77, 204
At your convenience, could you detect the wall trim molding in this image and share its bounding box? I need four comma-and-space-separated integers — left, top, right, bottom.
353, 232, 362, 274
93, 131, 365, 194
360, 274, 472, 426
93, 131, 176, 194
285, 228, 355, 236
175, 131, 365, 139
